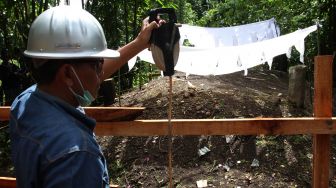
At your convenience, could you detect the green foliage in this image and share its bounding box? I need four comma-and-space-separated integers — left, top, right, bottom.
129, 60, 161, 90
0, 0, 334, 69
0, 122, 13, 175
109, 159, 125, 179
0, 0, 51, 54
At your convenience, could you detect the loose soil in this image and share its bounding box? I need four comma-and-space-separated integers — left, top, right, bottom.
2, 66, 336, 187
98, 66, 336, 188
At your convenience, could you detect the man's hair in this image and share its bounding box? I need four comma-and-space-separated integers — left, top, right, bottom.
26, 58, 102, 85
26, 58, 73, 85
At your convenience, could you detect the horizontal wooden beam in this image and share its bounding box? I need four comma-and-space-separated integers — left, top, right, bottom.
0, 177, 119, 188
0, 107, 9, 121
2, 106, 336, 136
0, 106, 144, 122
95, 117, 336, 136
3, 106, 336, 136
0, 177, 16, 188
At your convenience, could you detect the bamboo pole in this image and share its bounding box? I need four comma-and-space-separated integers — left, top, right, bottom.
312, 55, 333, 188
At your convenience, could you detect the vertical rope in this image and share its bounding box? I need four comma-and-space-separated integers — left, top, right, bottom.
168, 76, 173, 188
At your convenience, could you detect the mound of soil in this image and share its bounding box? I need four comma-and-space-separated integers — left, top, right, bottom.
98, 67, 336, 187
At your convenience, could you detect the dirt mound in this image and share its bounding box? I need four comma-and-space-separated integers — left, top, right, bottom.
114, 68, 309, 119
98, 67, 335, 187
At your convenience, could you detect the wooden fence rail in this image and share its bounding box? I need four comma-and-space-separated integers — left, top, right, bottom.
1, 108, 336, 136
0, 55, 333, 188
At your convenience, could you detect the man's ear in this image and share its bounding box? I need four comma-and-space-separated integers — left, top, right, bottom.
57, 64, 74, 87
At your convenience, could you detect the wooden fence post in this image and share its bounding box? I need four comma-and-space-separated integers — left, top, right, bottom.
313, 55, 333, 188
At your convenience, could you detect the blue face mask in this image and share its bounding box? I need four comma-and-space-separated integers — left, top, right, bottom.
68, 67, 95, 107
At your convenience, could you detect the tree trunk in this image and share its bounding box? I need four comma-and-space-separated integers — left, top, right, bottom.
24, 0, 29, 27
38, 0, 43, 14
124, 0, 129, 43
178, 0, 183, 23
2, 14, 9, 49
44, 0, 49, 10
120, 0, 131, 91
132, 0, 138, 39
32, 0, 36, 21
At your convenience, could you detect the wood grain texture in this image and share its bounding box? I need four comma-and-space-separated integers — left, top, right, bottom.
312, 55, 333, 188
0, 106, 144, 122
0, 177, 119, 188
0, 177, 16, 188
94, 117, 336, 136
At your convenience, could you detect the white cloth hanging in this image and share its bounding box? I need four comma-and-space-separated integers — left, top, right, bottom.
179, 18, 280, 47
128, 21, 317, 76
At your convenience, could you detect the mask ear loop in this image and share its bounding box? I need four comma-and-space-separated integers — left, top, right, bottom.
70, 66, 85, 93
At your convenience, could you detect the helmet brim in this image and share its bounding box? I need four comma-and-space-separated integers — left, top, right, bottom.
24, 48, 120, 59
90, 49, 120, 59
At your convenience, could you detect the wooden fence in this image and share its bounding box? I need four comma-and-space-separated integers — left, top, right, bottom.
0, 55, 334, 188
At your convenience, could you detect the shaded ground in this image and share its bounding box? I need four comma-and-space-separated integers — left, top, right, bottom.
97, 66, 336, 187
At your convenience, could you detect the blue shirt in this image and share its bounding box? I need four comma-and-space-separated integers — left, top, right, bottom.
9, 85, 110, 188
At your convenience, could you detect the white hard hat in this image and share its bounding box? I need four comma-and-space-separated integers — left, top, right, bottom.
24, 6, 120, 59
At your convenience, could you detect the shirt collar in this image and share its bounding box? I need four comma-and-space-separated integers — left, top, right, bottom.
34, 84, 97, 131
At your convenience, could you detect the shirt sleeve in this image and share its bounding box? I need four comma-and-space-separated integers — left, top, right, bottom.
42, 151, 110, 188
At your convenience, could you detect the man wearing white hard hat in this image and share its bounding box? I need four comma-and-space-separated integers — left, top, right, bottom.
9, 5, 159, 188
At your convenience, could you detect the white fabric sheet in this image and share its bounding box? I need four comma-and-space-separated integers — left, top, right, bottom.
179, 18, 280, 47
128, 23, 316, 76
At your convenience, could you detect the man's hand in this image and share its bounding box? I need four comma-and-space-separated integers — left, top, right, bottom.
136, 17, 165, 49
102, 17, 164, 79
